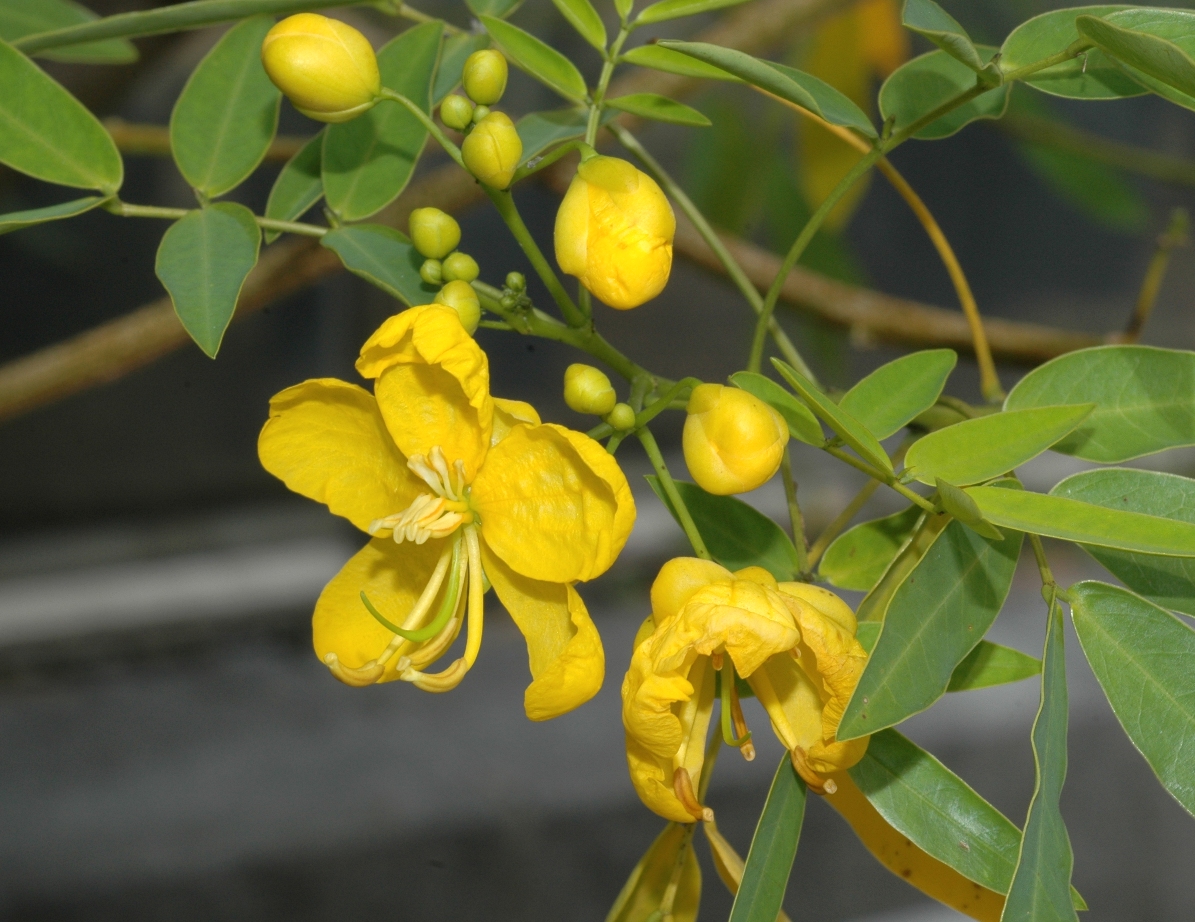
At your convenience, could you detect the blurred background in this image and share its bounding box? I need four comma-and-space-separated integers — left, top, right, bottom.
2, 0, 1195, 918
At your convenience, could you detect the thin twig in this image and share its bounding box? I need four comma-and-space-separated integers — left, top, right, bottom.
104, 118, 309, 163
1117, 208, 1188, 343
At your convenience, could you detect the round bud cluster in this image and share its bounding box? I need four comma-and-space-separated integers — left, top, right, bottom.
409, 208, 460, 260
261, 14, 381, 124
442, 252, 479, 283
439, 94, 474, 131
563, 364, 617, 416
462, 50, 508, 106
462, 110, 522, 190
435, 280, 481, 335
682, 384, 789, 495
607, 403, 637, 432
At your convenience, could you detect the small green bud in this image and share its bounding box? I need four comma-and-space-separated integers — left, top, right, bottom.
435, 280, 481, 334
439, 94, 474, 131
462, 50, 507, 106
564, 364, 617, 416
419, 258, 443, 285
471, 104, 491, 124
408, 207, 461, 260
505, 271, 526, 292
500, 294, 517, 310
442, 251, 480, 283
461, 110, 522, 190
608, 402, 636, 432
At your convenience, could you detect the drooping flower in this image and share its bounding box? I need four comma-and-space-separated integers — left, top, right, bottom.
259, 305, 635, 719
622, 558, 868, 822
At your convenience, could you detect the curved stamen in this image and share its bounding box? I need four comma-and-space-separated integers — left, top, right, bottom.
359, 539, 462, 642
401, 657, 469, 693
791, 746, 837, 795
323, 654, 385, 687
429, 447, 457, 500
463, 525, 485, 670
719, 657, 755, 759
672, 767, 714, 822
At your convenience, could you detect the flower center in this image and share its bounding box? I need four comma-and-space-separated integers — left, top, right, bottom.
369, 446, 474, 544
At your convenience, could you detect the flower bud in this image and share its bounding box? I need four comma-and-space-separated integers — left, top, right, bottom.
442, 251, 480, 283
419, 258, 443, 285
462, 49, 508, 105
554, 155, 675, 310
608, 403, 636, 431
471, 104, 491, 124
261, 14, 381, 123
505, 271, 526, 292
564, 364, 617, 416
461, 111, 522, 190
408, 207, 461, 260
434, 280, 481, 334
439, 94, 474, 131
683, 384, 788, 495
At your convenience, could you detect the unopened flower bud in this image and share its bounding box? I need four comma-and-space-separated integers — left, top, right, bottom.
261, 14, 380, 123
439, 94, 474, 131
409, 207, 461, 260
471, 104, 491, 124
505, 271, 526, 292
442, 251, 480, 283
608, 403, 636, 432
419, 258, 443, 285
500, 294, 517, 309
554, 155, 675, 310
462, 50, 508, 105
564, 364, 617, 416
461, 111, 522, 190
434, 280, 481, 334
683, 384, 788, 495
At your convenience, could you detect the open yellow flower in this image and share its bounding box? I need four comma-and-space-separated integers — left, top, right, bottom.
259, 305, 635, 720
622, 558, 868, 822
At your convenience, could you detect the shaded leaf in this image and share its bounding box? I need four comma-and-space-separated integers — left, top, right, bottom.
607, 93, 711, 126
856, 624, 1041, 693
434, 31, 489, 105
606, 823, 701, 922
550, 0, 605, 52
517, 107, 590, 164
481, 15, 587, 102
902, 0, 984, 73
730, 372, 825, 446
1078, 9, 1195, 109
466, 0, 523, 18
856, 512, 949, 622
0, 194, 105, 234
264, 131, 322, 244
879, 47, 1010, 140
820, 506, 921, 591
840, 349, 956, 440
320, 223, 432, 306
0, 0, 135, 63
729, 756, 806, 922
636, 0, 752, 26
620, 44, 739, 81
937, 478, 1004, 540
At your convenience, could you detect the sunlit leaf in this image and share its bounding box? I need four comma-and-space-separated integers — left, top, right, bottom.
820, 506, 921, 591
0, 0, 136, 63
840, 349, 956, 440
481, 15, 587, 102
549, 0, 606, 52
902, 0, 984, 73
620, 44, 739, 81
635, 0, 751, 26
607, 93, 711, 126
1078, 9, 1195, 110
729, 756, 805, 922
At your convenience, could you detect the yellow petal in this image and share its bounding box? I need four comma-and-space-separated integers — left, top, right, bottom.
471, 423, 635, 583
358, 305, 493, 479
778, 581, 857, 634
482, 542, 604, 720
491, 396, 541, 446
748, 653, 825, 752
672, 580, 800, 678
789, 596, 868, 742
650, 557, 733, 626
607, 821, 702, 922
625, 735, 698, 825
313, 537, 447, 683
258, 378, 422, 532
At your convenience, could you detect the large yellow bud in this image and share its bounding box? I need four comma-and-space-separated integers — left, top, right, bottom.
683, 384, 789, 495
461, 110, 522, 190
554, 155, 675, 310
261, 14, 381, 123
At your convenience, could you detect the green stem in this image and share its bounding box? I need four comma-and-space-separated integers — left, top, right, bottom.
885, 84, 987, 148
779, 449, 807, 573
610, 123, 816, 382
1002, 39, 1093, 84
1124, 208, 1188, 342
638, 426, 711, 560
586, 26, 631, 146
823, 444, 938, 514
512, 139, 584, 184
390, 2, 461, 33
378, 88, 465, 170
482, 188, 586, 328
15, 0, 361, 54
747, 148, 882, 373
107, 200, 327, 237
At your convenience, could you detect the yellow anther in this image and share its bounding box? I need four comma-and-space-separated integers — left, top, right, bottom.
401, 657, 469, 692
322, 653, 385, 687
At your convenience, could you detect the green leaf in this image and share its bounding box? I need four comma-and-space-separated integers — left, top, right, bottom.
635, 0, 751, 26
154, 202, 261, 358
840, 349, 956, 440
1051, 468, 1195, 617
901, 0, 985, 73
169, 16, 280, 197
937, 478, 1004, 540
904, 405, 1093, 487
772, 359, 892, 473
515, 107, 607, 164
856, 625, 1043, 693
659, 42, 877, 138
263, 131, 322, 244
0, 194, 105, 234
856, 513, 949, 622
320, 224, 432, 307
1078, 9, 1195, 110
0, 0, 135, 63
729, 372, 825, 447
466, 0, 523, 18
0, 39, 122, 192
1002, 597, 1077, 922
646, 478, 801, 580
480, 15, 587, 102
620, 44, 739, 81
606, 823, 701, 922
323, 22, 441, 221
1000, 6, 1145, 100
820, 506, 921, 592
839, 517, 1023, 741
728, 756, 806, 922
879, 47, 1010, 140
1070, 581, 1195, 818
549, 0, 605, 52
1005, 345, 1195, 462
967, 485, 1195, 557
433, 31, 489, 105
606, 93, 711, 126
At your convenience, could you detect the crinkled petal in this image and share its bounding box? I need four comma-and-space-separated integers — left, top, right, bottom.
491, 396, 541, 445
669, 580, 800, 678
790, 598, 869, 743
313, 537, 446, 683
258, 379, 422, 532
625, 734, 694, 824
481, 541, 603, 720
472, 423, 635, 583
778, 581, 857, 634
359, 306, 493, 479
622, 639, 695, 760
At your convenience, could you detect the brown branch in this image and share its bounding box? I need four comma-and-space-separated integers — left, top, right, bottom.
104, 117, 310, 163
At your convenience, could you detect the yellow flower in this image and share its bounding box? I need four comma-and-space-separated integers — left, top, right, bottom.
682, 383, 789, 496
622, 559, 868, 822
258, 305, 636, 720
554, 155, 675, 310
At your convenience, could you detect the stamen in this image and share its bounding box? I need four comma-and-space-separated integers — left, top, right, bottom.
359, 540, 462, 642
719, 656, 755, 759
400, 656, 469, 692
791, 746, 836, 795
462, 526, 486, 670
407, 453, 447, 495
672, 767, 714, 822
429, 447, 457, 500
323, 653, 385, 688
